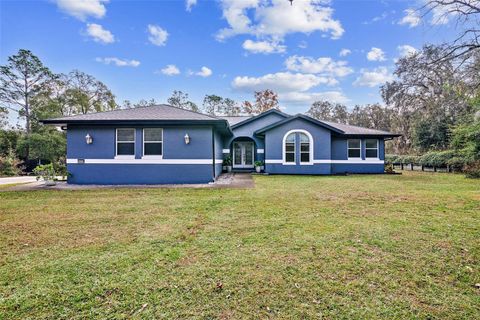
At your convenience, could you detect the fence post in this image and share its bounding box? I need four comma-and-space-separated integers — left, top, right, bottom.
421, 165, 424, 171
447, 165, 451, 173
411, 163, 414, 170
401, 163, 404, 170
434, 166, 437, 172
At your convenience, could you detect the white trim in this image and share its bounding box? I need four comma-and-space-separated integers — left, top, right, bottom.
114, 155, 135, 160
347, 138, 361, 160
265, 159, 385, 164
143, 128, 163, 158
257, 149, 264, 154
116, 128, 135, 157
365, 138, 379, 159
265, 159, 283, 164
67, 158, 224, 165
282, 129, 313, 165
222, 149, 230, 153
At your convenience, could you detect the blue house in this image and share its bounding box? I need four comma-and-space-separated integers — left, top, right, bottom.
42, 105, 400, 184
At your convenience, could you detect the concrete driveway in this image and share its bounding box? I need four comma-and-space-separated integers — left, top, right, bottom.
0, 176, 37, 185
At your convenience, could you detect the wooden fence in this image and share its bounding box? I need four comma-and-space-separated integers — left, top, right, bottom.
391, 163, 456, 173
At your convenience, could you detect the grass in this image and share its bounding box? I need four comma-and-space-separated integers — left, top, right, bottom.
0, 172, 479, 319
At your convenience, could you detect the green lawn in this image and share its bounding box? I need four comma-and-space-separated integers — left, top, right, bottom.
1, 172, 479, 319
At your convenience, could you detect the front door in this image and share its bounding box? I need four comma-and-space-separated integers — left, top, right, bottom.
233, 142, 254, 168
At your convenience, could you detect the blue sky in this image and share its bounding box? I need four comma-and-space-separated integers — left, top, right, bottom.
1, 0, 460, 124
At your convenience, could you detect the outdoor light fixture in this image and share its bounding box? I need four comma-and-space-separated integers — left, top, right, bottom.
184, 133, 190, 145
85, 133, 93, 145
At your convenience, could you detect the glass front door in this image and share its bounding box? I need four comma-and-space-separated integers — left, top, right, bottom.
233, 142, 254, 168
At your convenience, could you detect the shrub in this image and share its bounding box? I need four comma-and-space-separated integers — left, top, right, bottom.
446, 157, 466, 171
33, 163, 56, 182
385, 154, 398, 164
0, 148, 23, 176
464, 161, 480, 179
419, 150, 456, 167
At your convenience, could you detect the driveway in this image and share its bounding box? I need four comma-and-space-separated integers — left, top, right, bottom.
0, 176, 37, 185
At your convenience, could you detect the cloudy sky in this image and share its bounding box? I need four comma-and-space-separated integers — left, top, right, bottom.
0, 0, 460, 119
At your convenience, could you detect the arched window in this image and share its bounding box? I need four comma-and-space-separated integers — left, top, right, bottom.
299, 133, 310, 163
282, 130, 313, 165
284, 133, 295, 163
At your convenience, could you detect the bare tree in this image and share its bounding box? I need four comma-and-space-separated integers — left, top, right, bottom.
167, 90, 199, 112
242, 89, 279, 115
307, 101, 348, 123
422, 1, 480, 62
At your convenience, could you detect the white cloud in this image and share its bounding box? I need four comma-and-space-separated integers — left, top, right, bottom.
232, 72, 335, 93
353, 67, 393, 87
216, 0, 344, 42
159, 64, 180, 76
285, 55, 353, 77
399, 9, 420, 27
430, 4, 455, 25
279, 91, 350, 104
55, 0, 108, 21
339, 48, 351, 57
242, 39, 286, 54
196, 66, 212, 77
86, 23, 115, 44
96, 57, 140, 67
186, 0, 197, 11
367, 47, 386, 61
397, 45, 417, 58
147, 24, 168, 46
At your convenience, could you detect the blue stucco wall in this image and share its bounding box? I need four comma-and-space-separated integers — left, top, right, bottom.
67, 125, 218, 184
331, 137, 385, 161
67, 164, 214, 184
263, 118, 332, 174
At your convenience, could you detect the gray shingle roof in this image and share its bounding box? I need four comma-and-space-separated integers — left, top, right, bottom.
320, 120, 397, 136
217, 116, 252, 126
42, 104, 219, 122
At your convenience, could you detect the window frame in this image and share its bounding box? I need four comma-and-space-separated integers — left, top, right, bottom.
365, 138, 379, 159
347, 139, 362, 160
142, 128, 163, 159
284, 132, 296, 165
115, 128, 136, 159
282, 130, 313, 165
299, 133, 311, 164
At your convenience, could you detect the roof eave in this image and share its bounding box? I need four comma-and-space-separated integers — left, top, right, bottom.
230, 109, 290, 129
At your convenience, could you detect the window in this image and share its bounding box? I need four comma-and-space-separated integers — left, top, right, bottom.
299, 133, 310, 163
365, 139, 378, 158
143, 128, 163, 156
116, 128, 135, 156
348, 139, 361, 158
285, 133, 295, 163
283, 130, 313, 164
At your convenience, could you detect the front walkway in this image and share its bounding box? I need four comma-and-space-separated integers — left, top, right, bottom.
0, 173, 254, 191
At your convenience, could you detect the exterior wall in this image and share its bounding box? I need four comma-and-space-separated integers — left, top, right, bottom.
213, 129, 223, 178
66, 125, 220, 184
330, 136, 385, 174
224, 112, 286, 163
264, 118, 332, 174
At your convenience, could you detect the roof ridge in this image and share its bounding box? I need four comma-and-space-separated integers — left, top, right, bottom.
320, 119, 390, 132
160, 104, 219, 120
